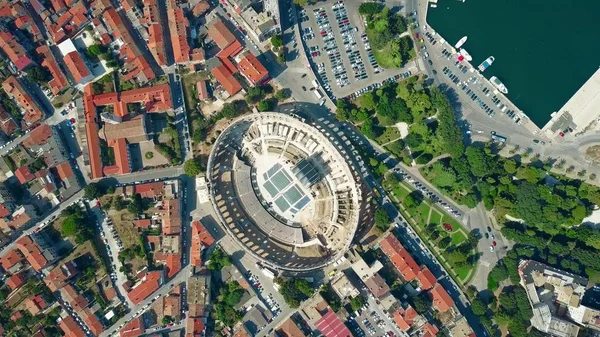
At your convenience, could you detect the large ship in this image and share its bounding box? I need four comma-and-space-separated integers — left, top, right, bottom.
490, 76, 508, 94
478, 56, 495, 72
454, 36, 467, 49
459, 48, 472, 61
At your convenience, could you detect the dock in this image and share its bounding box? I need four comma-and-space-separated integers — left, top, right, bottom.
541, 68, 600, 139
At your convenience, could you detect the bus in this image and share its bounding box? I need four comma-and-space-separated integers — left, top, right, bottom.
311, 80, 319, 88
490, 131, 506, 143
314, 89, 323, 99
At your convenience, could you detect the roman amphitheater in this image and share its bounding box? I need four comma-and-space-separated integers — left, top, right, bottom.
207, 112, 363, 272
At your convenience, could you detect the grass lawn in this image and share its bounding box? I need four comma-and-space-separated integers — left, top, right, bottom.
181, 71, 209, 113
375, 127, 401, 145
455, 264, 472, 281
451, 231, 467, 246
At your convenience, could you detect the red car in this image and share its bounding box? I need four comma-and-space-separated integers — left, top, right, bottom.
492, 241, 497, 247
559, 131, 565, 137
414, 33, 419, 39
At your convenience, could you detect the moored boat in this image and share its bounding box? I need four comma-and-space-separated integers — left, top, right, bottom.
454, 36, 467, 49
478, 56, 495, 72
490, 76, 508, 94
459, 48, 472, 61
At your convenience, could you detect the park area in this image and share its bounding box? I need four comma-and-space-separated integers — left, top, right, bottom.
382, 174, 475, 283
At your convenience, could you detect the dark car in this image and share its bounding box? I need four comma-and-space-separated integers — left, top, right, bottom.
487, 226, 492, 232
302, 86, 307, 91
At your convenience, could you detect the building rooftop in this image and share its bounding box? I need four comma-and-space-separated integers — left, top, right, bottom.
430, 283, 454, 313
276, 318, 306, 337
23, 124, 53, 148
63, 51, 91, 84
314, 308, 352, 337
190, 220, 214, 267
211, 63, 242, 96
2, 76, 43, 125
121, 317, 144, 337
16, 236, 48, 271
127, 270, 162, 304
416, 267, 437, 291
379, 234, 420, 281
0, 31, 32, 71
59, 315, 86, 337
161, 198, 181, 235
364, 273, 390, 298
207, 18, 237, 49
6, 272, 25, 290
236, 51, 269, 85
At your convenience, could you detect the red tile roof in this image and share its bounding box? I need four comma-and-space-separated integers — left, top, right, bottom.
25, 294, 48, 315
103, 138, 130, 176
190, 221, 214, 267
392, 306, 418, 331
80, 309, 105, 336
134, 182, 164, 198
379, 234, 419, 281
55, 161, 75, 180
422, 323, 440, 337
83, 85, 102, 179
16, 236, 48, 271
61, 284, 89, 311
121, 317, 144, 337
2, 76, 42, 124
24, 124, 53, 148
45, 261, 78, 292
186, 317, 205, 337
37, 45, 68, 95
430, 283, 454, 313
237, 52, 269, 85
59, 315, 86, 337
211, 64, 242, 96
6, 272, 25, 290
64, 51, 91, 84
165, 254, 181, 279
0, 32, 32, 71
315, 309, 352, 337
0, 249, 23, 272
416, 267, 436, 291
167, 2, 190, 63
127, 270, 162, 305
218, 40, 243, 59
207, 19, 237, 49
134, 219, 152, 229
196, 81, 208, 100
0, 106, 18, 136
15, 166, 34, 184
0, 204, 9, 218
161, 199, 181, 235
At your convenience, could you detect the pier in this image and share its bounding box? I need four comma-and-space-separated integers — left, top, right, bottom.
542, 68, 600, 139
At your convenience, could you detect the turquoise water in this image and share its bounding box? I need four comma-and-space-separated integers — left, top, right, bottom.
427, 0, 600, 127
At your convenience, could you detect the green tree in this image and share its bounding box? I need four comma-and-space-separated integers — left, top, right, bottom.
357, 92, 376, 110
358, 2, 382, 14
350, 295, 365, 311
184, 158, 203, 176
274, 88, 291, 100
84, 182, 101, 199
471, 297, 487, 316
270, 35, 283, 49
374, 208, 390, 231
88, 44, 107, 56
258, 99, 275, 111
61, 217, 78, 236
404, 133, 423, 148
410, 292, 431, 314
162, 316, 173, 325
207, 248, 232, 271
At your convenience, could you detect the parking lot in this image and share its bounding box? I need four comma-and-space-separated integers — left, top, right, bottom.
298, 0, 412, 99
419, 29, 525, 128
348, 306, 395, 337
